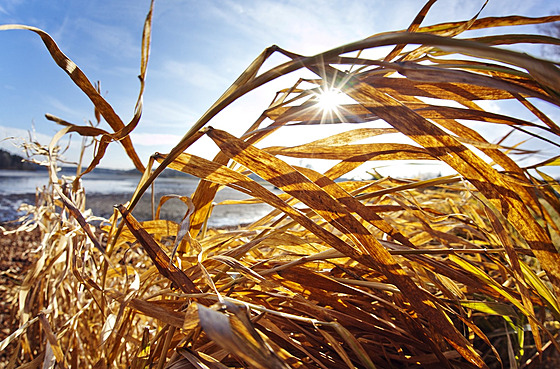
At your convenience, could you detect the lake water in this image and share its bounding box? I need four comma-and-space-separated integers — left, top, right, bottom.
0, 169, 278, 227
0, 169, 144, 195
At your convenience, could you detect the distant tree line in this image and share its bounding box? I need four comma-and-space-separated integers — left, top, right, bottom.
0, 149, 40, 170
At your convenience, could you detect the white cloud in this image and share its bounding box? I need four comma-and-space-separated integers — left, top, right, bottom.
78, 18, 139, 59
45, 15, 140, 68
130, 132, 182, 146
162, 60, 230, 92
142, 100, 199, 131
206, 0, 375, 54
0, 0, 24, 16
43, 96, 87, 120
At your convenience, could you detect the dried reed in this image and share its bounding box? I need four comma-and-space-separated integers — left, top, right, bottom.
2, 1, 560, 368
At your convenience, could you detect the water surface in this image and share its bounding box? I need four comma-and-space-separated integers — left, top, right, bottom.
0, 170, 278, 227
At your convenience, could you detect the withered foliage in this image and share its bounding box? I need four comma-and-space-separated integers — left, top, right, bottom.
2, 1, 560, 368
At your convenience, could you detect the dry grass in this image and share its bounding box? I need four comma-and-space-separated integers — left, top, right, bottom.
2, 1, 560, 368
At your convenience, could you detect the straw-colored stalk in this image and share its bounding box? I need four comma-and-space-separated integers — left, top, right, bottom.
2, 1, 560, 368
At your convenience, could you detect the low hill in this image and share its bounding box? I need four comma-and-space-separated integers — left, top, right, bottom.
0, 149, 40, 170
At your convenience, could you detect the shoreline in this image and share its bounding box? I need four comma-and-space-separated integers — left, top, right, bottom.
0, 191, 275, 228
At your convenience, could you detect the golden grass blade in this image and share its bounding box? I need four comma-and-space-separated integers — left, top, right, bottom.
117, 204, 199, 293
0, 316, 39, 352
408, 104, 541, 129
128, 298, 185, 329
418, 14, 560, 34
368, 78, 517, 109
38, 313, 67, 369
331, 69, 560, 300
130, 327, 151, 369
188, 153, 229, 238
519, 260, 560, 319
275, 266, 364, 296
513, 93, 560, 134
484, 204, 543, 352
56, 186, 105, 253
456, 300, 518, 317
203, 127, 488, 368
112, 219, 179, 246
314, 326, 360, 369
266, 102, 379, 124
457, 315, 504, 368
197, 302, 291, 369
126, 46, 280, 225
383, 0, 438, 62
534, 156, 560, 168
330, 322, 377, 369
467, 33, 560, 48
123, 0, 153, 165
153, 152, 362, 259
394, 0, 489, 62
265, 142, 434, 161
384, 62, 555, 104
45, 114, 110, 136
208, 255, 265, 283
355, 174, 460, 201
176, 347, 230, 369
0, 24, 145, 172
259, 319, 331, 369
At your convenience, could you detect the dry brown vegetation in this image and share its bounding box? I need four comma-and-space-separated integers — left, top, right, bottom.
2, 1, 560, 368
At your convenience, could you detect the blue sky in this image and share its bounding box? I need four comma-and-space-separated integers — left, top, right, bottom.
0, 0, 559, 178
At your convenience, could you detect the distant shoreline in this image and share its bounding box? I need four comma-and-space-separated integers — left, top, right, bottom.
0, 185, 277, 228
0, 148, 198, 179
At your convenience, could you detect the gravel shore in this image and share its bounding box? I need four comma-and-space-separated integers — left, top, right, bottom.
0, 225, 40, 366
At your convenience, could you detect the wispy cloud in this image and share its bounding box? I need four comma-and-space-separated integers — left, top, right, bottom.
43, 15, 140, 70
130, 132, 182, 146
206, 0, 375, 53
162, 60, 231, 92
76, 18, 139, 59
43, 96, 88, 120
143, 98, 200, 127
205, 0, 552, 58
0, 0, 24, 17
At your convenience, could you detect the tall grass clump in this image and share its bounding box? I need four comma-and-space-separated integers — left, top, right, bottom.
2, 1, 560, 368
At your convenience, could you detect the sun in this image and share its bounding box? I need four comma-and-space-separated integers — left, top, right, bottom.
316, 87, 343, 113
